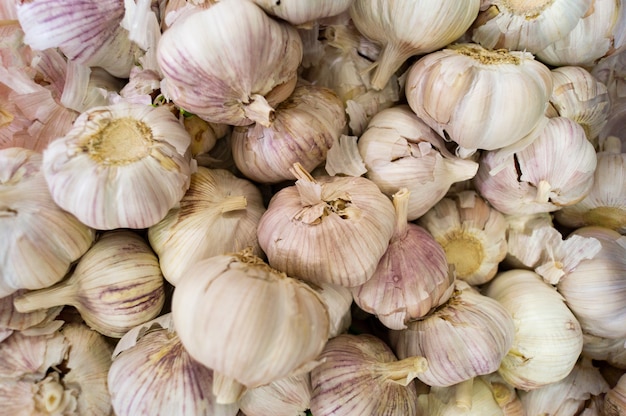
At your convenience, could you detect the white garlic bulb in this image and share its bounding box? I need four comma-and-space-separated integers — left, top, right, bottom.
0, 147, 95, 297
349, 0, 480, 90
486, 269, 584, 390
157, 0, 302, 127
42, 102, 194, 230
239, 373, 312, 416
148, 167, 265, 286
405, 43, 553, 156
251, 0, 353, 26
358, 106, 479, 221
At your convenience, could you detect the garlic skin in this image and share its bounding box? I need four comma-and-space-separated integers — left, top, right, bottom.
0, 291, 62, 341
313, 282, 353, 339
486, 270, 584, 390
605, 373, 626, 416
14, 230, 166, 338
251, 0, 353, 26
390, 280, 515, 388
231, 84, 346, 183
349, 0, 480, 90
583, 333, 626, 369
172, 250, 330, 403
503, 212, 555, 269
158, 0, 302, 127
358, 106, 479, 221
474, 117, 597, 215
0, 148, 95, 297
405, 43, 553, 156
148, 167, 265, 286
239, 373, 311, 416
42, 102, 194, 230
257, 164, 396, 287
310, 334, 426, 416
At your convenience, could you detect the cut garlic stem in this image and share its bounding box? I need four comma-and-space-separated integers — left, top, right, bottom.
534, 180, 552, 203
290, 162, 316, 182
376, 355, 428, 385
392, 188, 410, 235
14, 284, 73, 314
243, 94, 275, 127
218, 195, 248, 213
455, 378, 474, 411
213, 372, 247, 405
370, 43, 413, 91
604, 135, 623, 154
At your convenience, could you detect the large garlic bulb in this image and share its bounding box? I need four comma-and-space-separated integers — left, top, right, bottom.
42, 102, 194, 230
251, 0, 353, 26
358, 106, 479, 221
0, 147, 95, 297
157, 0, 302, 127
486, 270, 584, 390
349, 0, 480, 90
171, 250, 330, 404
405, 43, 553, 156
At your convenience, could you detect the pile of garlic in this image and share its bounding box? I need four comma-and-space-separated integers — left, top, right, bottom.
1, 0, 626, 414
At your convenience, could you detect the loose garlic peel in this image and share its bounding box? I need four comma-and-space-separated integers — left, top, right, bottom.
0, 290, 62, 341
239, 373, 312, 416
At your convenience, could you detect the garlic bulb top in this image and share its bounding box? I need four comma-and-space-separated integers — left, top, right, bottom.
349, 0, 480, 90
0, 147, 95, 297
158, 0, 303, 127
405, 43, 553, 156
43, 102, 194, 230
252, 0, 354, 26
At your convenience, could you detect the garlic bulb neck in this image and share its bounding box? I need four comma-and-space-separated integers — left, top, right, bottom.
242, 94, 275, 127
374, 356, 428, 386
218, 195, 248, 213
370, 42, 415, 91
392, 188, 410, 236
212, 372, 247, 405
14, 284, 75, 313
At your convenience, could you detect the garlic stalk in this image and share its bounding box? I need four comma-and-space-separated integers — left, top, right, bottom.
0, 147, 95, 297
231, 84, 346, 183
157, 0, 302, 127
349, 0, 480, 90
42, 101, 194, 230
257, 163, 396, 287
310, 334, 427, 416
239, 373, 312, 416
605, 372, 626, 415
390, 280, 515, 388
358, 105, 479, 221
14, 230, 166, 338
419, 190, 508, 286
351, 188, 455, 330
171, 249, 330, 404
486, 269, 584, 390
405, 43, 553, 156
251, 0, 353, 26
148, 167, 265, 286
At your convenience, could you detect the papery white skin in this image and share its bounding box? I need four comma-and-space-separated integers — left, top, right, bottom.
471, 0, 591, 53
158, 0, 303, 126
60, 64, 124, 113
325, 135, 367, 177
405, 44, 553, 155
240, 373, 311, 416
0, 291, 62, 337
43, 102, 194, 230
0, 148, 95, 297
582, 333, 626, 369
474, 117, 597, 215
605, 372, 626, 415
313, 282, 353, 338
252, 0, 353, 25
503, 212, 554, 269
486, 269, 584, 390
349, 0, 480, 90
149, 167, 265, 286
358, 106, 479, 221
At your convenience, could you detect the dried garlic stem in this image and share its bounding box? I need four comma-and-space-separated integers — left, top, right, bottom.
392, 188, 410, 236
218, 195, 248, 213
370, 43, 414, 91
375, 355, 428, 386
14, 284, 73, 313
243, 94, 275, 127
212, 371, 247, 405
455, 378, 474, 411
534, 180, 552, 203
290, 162, 316, 183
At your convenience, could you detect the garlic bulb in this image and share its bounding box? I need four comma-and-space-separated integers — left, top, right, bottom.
390, 280, 515, 388
419, 190, 508, 286
158, 0, 302, 127
231, 84, 346, 183
556, 226, 626, 339
257, 163, 396, 287
349, 0, 480, 90
148, 167, 265, 286
14, 230, 166, 338
109, 314, 239, 416
485, 269, 584, 390
313, 282, 353, 339
251, 0, 353, 26
172, 250, 330, 404
471, 0, 591, 53
605, 373, 626, 415
474, 117, 597, 215
358, 106, 479, 221
555, 136, 626, 233
583, 333, 626, 369
310, 334, 426, 416
405, 43, 553, 156
0, 147, 95, 297
239, 373, 311, 416
42, 101, 194, 230
351, 188, 455, 330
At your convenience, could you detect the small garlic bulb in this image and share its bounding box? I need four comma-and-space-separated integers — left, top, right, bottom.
171, 250, 330, 404
157, 0, 302, 127
351, 188, 455, 330
42, 102, 194, 230
349, 0, 480, 90
419, 190, 508, 286
231, 84, 346, 183
0, 147, 95, 297
251, 0, 353, 26
405, 43, 553, 156
148, 167, 265, 286
310, 334, 427, 416
239, 373, 312, 416
257, 163, 396, 287
358, 106, 479, 221
14, 230, 166, 338
486, 270, 584, 390
390, 280, 515, 388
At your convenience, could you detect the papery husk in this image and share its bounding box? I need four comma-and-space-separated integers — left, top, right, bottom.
239, 372, 311, 416
324, 134, 367, 178
0, 291, 62, 337
503, 212, 555, 269
312, 282, 353, 339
